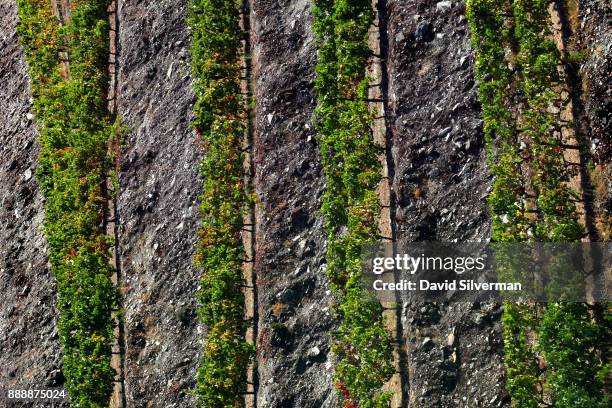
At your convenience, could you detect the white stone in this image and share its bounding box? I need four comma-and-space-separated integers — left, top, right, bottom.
436, 1, 452, 11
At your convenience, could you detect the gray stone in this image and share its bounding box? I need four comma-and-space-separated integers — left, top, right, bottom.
436, 1, 452, 12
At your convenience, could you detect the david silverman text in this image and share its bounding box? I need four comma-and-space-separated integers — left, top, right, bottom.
372, 279, 522, 291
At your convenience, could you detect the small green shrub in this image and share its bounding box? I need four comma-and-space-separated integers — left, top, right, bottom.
467, 0, 609, 406
539, 303, 609, 407
188, 0, 254, 406
16, 0, 117, 406
313, 1, 394, 406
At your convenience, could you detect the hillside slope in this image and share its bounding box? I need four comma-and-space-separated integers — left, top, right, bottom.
0, 0, 609, 407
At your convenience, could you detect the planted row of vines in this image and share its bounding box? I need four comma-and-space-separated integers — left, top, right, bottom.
466, 0, 610, 406
313, 1, 395, 406
16, 0, 118, 406
187, 0, 254, 406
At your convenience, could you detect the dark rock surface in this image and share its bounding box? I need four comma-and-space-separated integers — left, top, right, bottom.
252, 0, 336, 406
578, 0, 611, 240
387, 0, 491, 244
0, 1, 66, 404
579, 0, 611, 163
116, 0, 200, 406
385, 1, 508, 406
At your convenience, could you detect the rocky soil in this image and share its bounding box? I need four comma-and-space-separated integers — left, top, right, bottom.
385, 1, 508, 406
579, 0, 611, 240
116, 0, 201, 406
252, 0, 335, 406
580, 0, 611, 164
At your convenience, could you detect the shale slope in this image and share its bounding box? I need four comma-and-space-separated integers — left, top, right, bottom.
0, 0, 609, 407
252, 0, 335, 406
